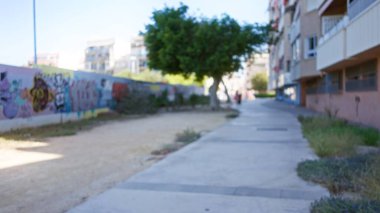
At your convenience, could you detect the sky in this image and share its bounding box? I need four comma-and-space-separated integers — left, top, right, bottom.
0, 0, 268, 70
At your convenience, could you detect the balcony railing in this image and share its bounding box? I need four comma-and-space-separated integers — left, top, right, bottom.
289, 18, 300, 43
348, 0, 377, 19
346, 78, 377, 92
306, 86, 326, 95
319, 16, 349, 46
306, 84, 342, 95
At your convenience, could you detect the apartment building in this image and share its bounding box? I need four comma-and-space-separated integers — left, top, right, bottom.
28, 53, 59, 67
114, 36, 148, 74
129, 36, 148, 73
306, 0, 380, 129
269, 0, 294, 103
85, 39, 115, 74
269, 0, 324, 105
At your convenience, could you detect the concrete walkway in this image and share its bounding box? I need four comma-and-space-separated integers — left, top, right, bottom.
70, 99, 328, 213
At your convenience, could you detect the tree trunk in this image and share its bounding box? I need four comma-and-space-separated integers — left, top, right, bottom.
209, 77, 221, 110
221, 79, 231, 104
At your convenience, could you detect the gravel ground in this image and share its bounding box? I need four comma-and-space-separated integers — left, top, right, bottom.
0, 111, 228, 213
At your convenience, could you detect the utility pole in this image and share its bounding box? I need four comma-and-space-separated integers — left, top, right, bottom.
33, 0, 37, 65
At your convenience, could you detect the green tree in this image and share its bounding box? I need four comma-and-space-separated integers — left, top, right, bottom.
145, 4, 269, 109
251, 72, 268, 93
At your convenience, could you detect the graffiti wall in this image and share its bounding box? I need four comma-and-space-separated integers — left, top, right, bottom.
0, 64, 202, 131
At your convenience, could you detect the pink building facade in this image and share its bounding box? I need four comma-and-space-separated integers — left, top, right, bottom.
306, 0, 380, 129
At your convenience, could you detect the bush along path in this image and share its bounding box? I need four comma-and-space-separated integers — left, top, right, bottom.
297, 116, 380, 212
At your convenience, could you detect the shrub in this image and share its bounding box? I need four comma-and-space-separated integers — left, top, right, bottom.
251, 72, 268, 93
311, 197, 380, 213
175, 93, 185, 107
226, 109, 240, 119
188, 94, 210, 108
307, 129, 361, 157
297, 154, 380, 196
299, 116, 380, 157
175, 128, 201, 144
151, 143, 184, 155
188, 94, 199, 108
115, 89, 158, 115
352, 127, 380, 146
359, 155, 380, 200
254, 93, 276, 98
155, 89, 169, 108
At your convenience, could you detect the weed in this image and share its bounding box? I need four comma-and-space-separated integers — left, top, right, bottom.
297, 154, 380, 198
225, 109, 240, 119
151, 143, 185, 155
311, 197, 380, 213
299, 116, 380, 157
175, 128, 201, 143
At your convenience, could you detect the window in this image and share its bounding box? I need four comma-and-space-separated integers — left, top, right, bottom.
346, 60, 378, 92
304, 36, 318, 59
292, 38, 301, 61
326, 71, 343, 93
100, 63, 106, 71
306, 78, 325, 95
279, 57, 284, 71
286, 60, 291, 73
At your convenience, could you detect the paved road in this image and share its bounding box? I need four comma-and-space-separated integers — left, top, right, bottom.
70, 99, 328, 213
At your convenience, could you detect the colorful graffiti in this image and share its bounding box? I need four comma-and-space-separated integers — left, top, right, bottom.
112, 83, 128, 102
53, 74, 67, 112
0, 72, 19, 119
30, 75, 54, 113
70, 80, 98, 112
0, 64, 203, 122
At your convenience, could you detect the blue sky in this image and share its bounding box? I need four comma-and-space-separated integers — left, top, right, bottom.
0, 0, 268, 69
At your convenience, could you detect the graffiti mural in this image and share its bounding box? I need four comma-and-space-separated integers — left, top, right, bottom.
0, 72, 19, 119
52, 74, 68, 112
0, 64, 203, 124
70, 80, 98, 112
30, 75, 53, 113
112, 82, 128, 102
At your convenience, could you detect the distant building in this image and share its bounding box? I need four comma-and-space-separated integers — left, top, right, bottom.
114, 36, 148, 74
114, 55, 129, 73
245, 54, 269, 91
268, 0, 323, 105
85, 39, 114, 74
129, 36, 148, 73
28, 53, 59, 67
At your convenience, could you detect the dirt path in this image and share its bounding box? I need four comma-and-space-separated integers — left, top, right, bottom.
0, 111, 228, 213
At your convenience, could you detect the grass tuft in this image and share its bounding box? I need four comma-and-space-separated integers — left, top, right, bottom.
297, 154, 380, 199
299, 116, 380, 157
225, 109, 240, 119
311, 197, 380, 213
175, 128, 201, 144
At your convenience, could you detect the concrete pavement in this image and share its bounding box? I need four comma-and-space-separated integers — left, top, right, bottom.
69, 99, 328, 213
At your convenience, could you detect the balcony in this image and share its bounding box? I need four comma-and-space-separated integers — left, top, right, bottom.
290, 61, 301, 81
319, 16, 348, 46
346, 78, 377, 91
348, 0, 377, 19
346, 0, 380, 57
317, 0, 380, 70
289, 18, 300, 43
284, 72, 293, 85
317, 28, 346, 70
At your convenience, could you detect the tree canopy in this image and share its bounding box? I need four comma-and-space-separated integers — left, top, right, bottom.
144, 4, 269, 108
251, 72, 268, 93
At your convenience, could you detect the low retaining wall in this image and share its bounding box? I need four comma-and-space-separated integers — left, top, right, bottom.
306, 92, 380, 129
0, 64, 202, 132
